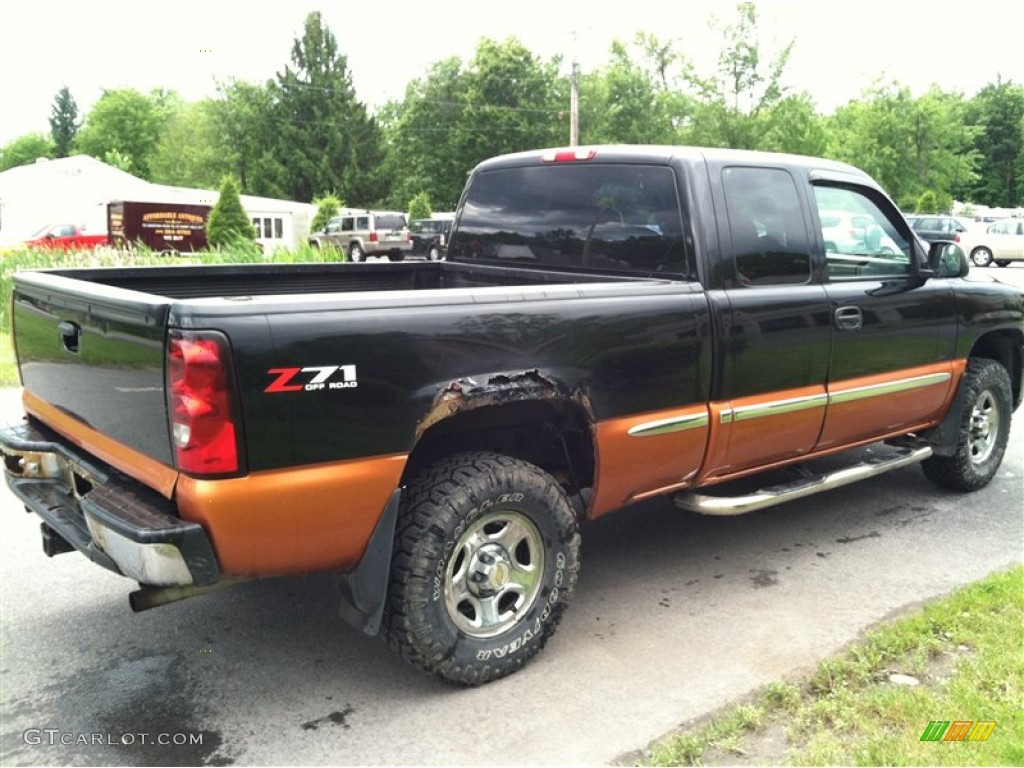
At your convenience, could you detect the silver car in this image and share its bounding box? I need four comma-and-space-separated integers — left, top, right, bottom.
309, 211, 412, 262
960, 218, 1024, 267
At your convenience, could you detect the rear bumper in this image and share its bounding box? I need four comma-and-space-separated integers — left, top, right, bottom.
1, 419, 219, 587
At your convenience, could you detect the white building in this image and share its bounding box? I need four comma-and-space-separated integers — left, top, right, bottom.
0, 155, 317, 252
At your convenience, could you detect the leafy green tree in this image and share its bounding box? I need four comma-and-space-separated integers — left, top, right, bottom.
0, 133, 54, 171
683, 2, 796, 149
581, 37, 682, 144
827, 83, 976, 206
457, 38, 565, 165
407, 191, 433, 220
74, 88, 171, 178
102, 149, 133, 172
915, 190, 940, 213
210, 79, 284, 197
311, 191, 342, 232
150, 99, 233, 188
207, 176, 256, 247
380, 57, 473, 210
965, 78, 1024, 207
269, 11, 385, 205
756, 93, 827, 156
49, 86, 79, 158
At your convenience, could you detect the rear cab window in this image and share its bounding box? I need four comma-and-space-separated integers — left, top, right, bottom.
448, 163, 691, 278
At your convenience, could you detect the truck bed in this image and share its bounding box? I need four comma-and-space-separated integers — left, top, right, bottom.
43, 260, 652, 300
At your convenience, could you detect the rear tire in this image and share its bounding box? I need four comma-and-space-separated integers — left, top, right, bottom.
428, 244, 441, 261
349, 243, 365, 262
922, 359, 1012, 491
382, 452, 581, 686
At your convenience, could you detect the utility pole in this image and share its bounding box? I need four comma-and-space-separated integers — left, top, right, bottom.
569, 59, 580, 147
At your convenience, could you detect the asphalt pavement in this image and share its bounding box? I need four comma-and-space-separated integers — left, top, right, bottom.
1, 266, 1022, 766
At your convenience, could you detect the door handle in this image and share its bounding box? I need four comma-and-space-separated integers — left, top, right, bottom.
834, 306, 863, 331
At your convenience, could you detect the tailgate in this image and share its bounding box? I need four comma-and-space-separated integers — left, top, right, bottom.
12, 271, 174, 468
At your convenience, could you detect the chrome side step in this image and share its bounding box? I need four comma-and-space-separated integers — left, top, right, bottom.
674, 445, 933, 516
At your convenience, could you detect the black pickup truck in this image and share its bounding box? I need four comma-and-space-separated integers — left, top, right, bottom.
2, 146, 1022, 685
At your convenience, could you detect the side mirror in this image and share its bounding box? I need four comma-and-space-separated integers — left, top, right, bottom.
928, 241, 969, 278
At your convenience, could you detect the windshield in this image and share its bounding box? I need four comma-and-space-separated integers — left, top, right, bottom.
28, 224, 54, 238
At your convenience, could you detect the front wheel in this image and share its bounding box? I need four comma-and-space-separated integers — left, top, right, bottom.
922, 359, 1012, 491
970, 247, 994, 267
428, 244, 441, 261
349, 243, 365, 262
382, 452, 581, 685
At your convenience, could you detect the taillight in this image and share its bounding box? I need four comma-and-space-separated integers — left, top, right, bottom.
167, 330, 240, 475
369, 231, 379, 242
954, 233, 961, 242
541, 148, 596, 163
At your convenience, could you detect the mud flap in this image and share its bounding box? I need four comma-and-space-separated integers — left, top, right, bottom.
337, 488, 402, 635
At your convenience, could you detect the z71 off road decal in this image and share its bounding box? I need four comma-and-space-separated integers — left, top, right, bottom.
264, 365, 358, 393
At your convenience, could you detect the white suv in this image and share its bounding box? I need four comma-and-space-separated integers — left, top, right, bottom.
309, 211, 412, 262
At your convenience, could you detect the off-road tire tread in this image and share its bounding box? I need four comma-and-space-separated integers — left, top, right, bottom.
922, 358, 1012, 491
381, 451, 580, 686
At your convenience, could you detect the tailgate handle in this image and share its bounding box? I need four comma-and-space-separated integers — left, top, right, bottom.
58, 321, 81, 354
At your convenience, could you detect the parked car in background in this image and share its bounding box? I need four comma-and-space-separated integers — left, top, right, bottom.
908, 215, 971, 243
409, 217, 453, 261
22, 223, 107, 251
959, 218, 1024, 267
309, 210, 412, 262
820, 210, 902, 255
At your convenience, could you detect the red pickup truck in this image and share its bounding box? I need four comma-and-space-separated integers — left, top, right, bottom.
23, 223, 108, 251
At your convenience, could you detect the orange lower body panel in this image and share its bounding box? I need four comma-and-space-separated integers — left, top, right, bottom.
176, 454, 407, 577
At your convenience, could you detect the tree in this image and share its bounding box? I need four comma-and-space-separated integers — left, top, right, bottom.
311, 191, 342, 232
380, 57, 473, 210
149, 99, 233, 189
211, 79, 284, 197
407, 191, 433, 220
457, 38, 565, 166
74, 89, 171, 178
965, 78, 1024, 207
683, 2, 796, 149
581, 37, 682, 144
827, 83, 976, 207
0, 133, 54, 171
49, 86, 79, 158
207, 176, 256, 247
269, 12, 385, 204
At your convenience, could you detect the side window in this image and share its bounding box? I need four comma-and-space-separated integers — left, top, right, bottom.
813, 185, 912, 281
722, 167, 811, 286
356, 217, 370, 230
274, 218, 283, 239
341, 218, 354, 232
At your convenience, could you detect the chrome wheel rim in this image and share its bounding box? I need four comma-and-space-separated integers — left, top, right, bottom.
972, 249, 991, 266
444, 510, 544, 639
968, 388, 1000, 464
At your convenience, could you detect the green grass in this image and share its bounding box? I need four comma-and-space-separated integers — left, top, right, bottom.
643, 566, 1024, 767
0, 331, 15, 388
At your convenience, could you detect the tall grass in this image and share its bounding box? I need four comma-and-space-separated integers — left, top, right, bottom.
0, 242, 344, 387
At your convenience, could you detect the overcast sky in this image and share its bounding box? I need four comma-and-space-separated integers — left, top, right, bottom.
1, 0, 1022, 146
